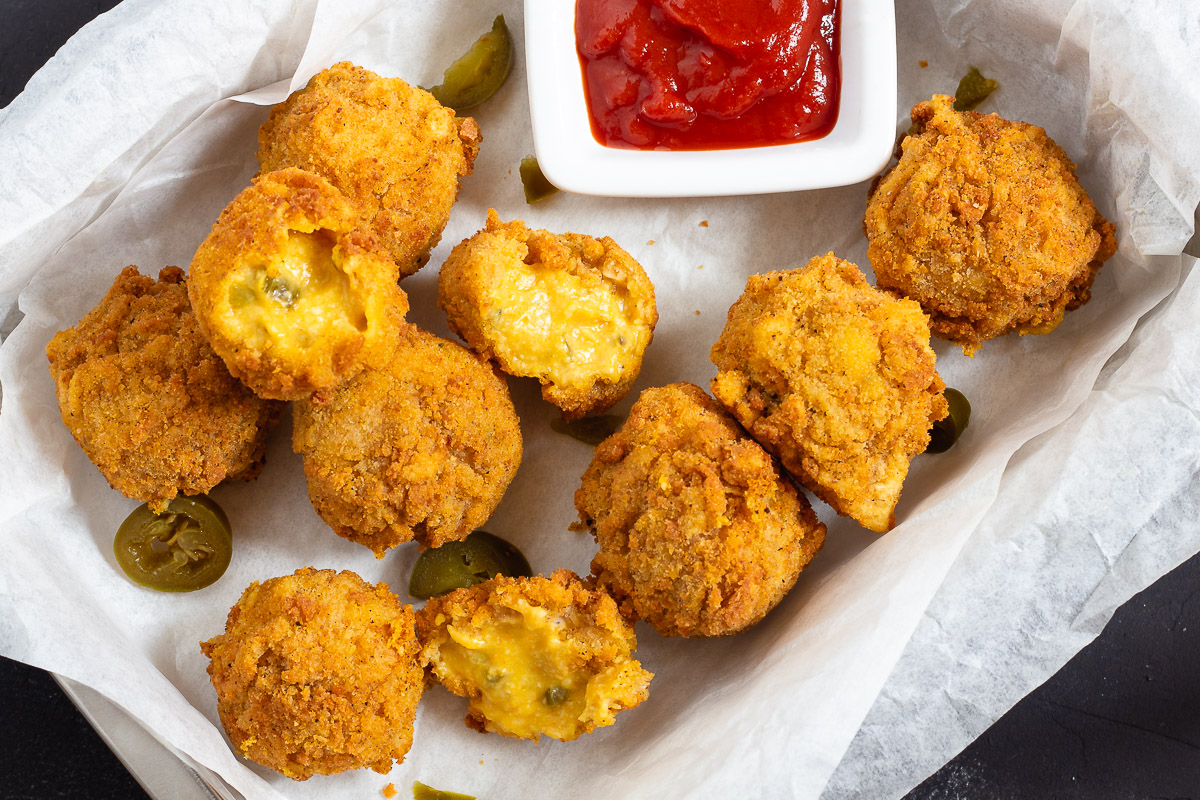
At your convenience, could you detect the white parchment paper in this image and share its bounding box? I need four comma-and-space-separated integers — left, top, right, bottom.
1, 1, 1198, 798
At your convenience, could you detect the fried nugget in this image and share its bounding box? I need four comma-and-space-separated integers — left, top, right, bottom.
864, 94, 1117, 354
710, 254, 947, 533
292, 323, 522, 556
574, 382, 825, 637
45, 266, 281, 512
200, 568, 423, 781
439, 210, 657, 420
257, 62, 481, 277
188, 167, 408, 400
416, 570, 652, 741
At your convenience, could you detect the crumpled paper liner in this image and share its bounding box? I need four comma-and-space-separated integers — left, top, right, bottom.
1, 0, 1198, 798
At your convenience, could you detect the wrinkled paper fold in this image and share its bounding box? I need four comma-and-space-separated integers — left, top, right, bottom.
2, 0, 1198, 798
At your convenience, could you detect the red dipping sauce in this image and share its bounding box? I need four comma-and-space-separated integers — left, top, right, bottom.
576, 0, 840, 151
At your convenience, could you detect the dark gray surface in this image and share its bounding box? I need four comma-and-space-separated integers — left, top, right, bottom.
1, 0, 122, 106
905, 551, 1200, 799
0, 655, 151, 799
2, 3, 1199, 799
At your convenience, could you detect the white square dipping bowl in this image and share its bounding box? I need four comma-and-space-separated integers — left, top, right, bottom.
524, 0, 897, 198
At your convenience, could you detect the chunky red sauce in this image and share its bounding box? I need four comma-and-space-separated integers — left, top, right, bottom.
576, 0, 840, 151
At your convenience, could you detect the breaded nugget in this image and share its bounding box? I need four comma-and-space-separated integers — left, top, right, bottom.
45, 266, 281, 512
574, 382, 825, 637
200, 568, 423, 781
865, 94, 1117, 354
188, 168, 408, 400
258, 62, 481, 277
709, 254, 947, 533
439, 210, 657, 420
292, 323, 522, 556
416, 569, 652, 741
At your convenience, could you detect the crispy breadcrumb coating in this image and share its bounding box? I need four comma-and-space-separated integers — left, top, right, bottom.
292, 323, 522, 556
188, 167, 408, 400
865, 94, 1117, 354
45, 266, 282, 512
574, 383, 825, 637
439, 210, 657, 420
258, 62, 481, 277
710, 254, 947, 533
416, 570, 652, 741
199, 568, 424, 781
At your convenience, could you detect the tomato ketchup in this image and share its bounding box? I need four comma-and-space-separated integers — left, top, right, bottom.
575, 0, 840, 151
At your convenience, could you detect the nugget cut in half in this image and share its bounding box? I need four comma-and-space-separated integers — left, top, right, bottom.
864, 94, 1117, 354
46, 266, 282, 512
417, 570, 652, 741
710, 254, 947, 533
258, 62, 481, 277
439, 210, 657, 419
189, 168, 407, 400
293, 323, 522, 556
200, 568, 424, 781
574, 383, 825, 637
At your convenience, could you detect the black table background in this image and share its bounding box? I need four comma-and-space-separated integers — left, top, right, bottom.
3, 2, 1199, 798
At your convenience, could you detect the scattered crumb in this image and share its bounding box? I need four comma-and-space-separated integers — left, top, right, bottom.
698, 264, 704, 270
699, 220, 709, 227
480, 760, 485, 765
919, 60, 928, 68
694, 310, 701, 316
382, 783, 397, 798
647, 239, 655, 245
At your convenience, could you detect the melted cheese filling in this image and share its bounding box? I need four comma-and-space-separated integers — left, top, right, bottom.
222, 230, 366, 358
437, 603, 600, 740
485, 262, 646, 389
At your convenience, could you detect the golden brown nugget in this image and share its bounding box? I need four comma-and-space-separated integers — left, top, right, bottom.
417, 570, 652, 742
200, 568, 423, 781
574, 383, 825, 637
865, 94, 1117, 354
258, 62, 481, 277
439, 209, 657, 420
293, 323, 522, 556
45, 266, 281, 512
188, 168, 408, 400
710, 254, 947, 533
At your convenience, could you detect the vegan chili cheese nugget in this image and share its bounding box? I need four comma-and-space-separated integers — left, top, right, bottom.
439, 210, 658, 420
46, 266, 282, 512
292, 323, 522, 557
200, 568, 423, 781
417, 570, 652, 742
710, 254, 947, 533
574, 382, 825, 637
257, 61, 481, 277
188, 167, 407, 401
864, 94, 1117, 355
